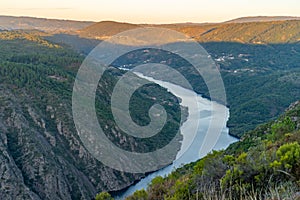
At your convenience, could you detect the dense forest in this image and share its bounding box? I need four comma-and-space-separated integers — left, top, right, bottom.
101, 41, 300, 137
0, 30, 182, 199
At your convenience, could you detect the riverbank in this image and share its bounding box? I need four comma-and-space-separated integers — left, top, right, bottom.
114, 73, 238, 199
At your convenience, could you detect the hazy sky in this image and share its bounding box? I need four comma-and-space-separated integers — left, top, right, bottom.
1, 0, 299, 23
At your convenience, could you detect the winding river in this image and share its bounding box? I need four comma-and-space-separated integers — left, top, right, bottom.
115, 73, 238, 199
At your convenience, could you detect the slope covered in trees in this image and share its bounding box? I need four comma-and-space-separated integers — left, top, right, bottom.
0, 31, 183, 199
118, 101, 300, 200
61, 19, 300, 137
1, 18, 299, 199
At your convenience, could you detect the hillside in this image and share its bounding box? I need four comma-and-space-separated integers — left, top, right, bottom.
0, 15, 94, 33
86, 40, 300, 137
122, 101, 300, 200
46, 18, 300, 138
225, 16, 300, 23
0, 31, 182, 199
79, 21, 140, 39
165, 20, 300, 44
79, 19, 300, 44
51, 19, 300, 137
1, 15, 300, 42
196, 20, 300, 43
1, 17, 300, 199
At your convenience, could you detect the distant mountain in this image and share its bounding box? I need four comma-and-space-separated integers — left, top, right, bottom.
79, 21, 140, 39
195, 20, 300, 43
225, 16, 300, 23
77, 18, 300, 44
165, 19, 300, 44
2, 15, 300, 41
78, 21, 215, 40
0, 16, 94, 33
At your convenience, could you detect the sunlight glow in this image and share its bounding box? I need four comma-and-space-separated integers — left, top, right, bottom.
0, 0, 299, 23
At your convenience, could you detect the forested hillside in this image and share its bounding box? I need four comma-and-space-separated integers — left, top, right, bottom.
1, 18, 300, 199
122, 101, 300, 200
89, 41, 300, 137
0, 30, 182, 199
0, 15, 93, 32
59, 19, 300, 137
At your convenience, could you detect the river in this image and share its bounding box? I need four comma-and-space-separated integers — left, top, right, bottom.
115, 73, 238, 199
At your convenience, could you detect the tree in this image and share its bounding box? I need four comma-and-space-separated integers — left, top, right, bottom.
271, 142, 300, 176
126, 189, 148, 200
95, 191, 114, 200
148, 176, 167, 200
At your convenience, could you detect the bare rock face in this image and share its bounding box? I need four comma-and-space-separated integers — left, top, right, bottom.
0, 88, 141, 199
0, 138, 41, 200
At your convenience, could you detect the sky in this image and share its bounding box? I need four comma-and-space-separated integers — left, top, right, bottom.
0, 0, 299, 23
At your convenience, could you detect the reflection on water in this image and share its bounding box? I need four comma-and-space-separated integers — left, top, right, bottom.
115, 73, 238, 199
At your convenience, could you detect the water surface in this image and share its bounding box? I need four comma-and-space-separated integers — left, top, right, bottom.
116, 73, 238, 199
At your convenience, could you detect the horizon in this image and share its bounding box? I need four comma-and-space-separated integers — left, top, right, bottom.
1, 0, 300, 24
1, 14, 300, 24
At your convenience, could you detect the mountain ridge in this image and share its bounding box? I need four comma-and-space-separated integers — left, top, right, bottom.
1, 15, 300, 34
78, 19, 300, 44
225, 16, 300, 23
0, 15, 94, 33
79, 21, 140, 39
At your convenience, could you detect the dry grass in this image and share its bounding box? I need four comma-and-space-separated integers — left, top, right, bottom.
196, 182, 299, 200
